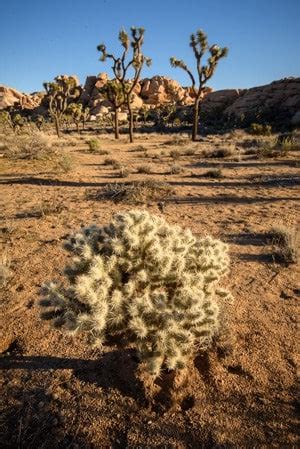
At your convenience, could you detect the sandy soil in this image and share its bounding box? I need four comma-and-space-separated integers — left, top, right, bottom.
0, 130, 299, 448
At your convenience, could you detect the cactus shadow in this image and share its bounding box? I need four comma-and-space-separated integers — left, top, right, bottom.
0, 349, 146, 404
73, 348, 147, 403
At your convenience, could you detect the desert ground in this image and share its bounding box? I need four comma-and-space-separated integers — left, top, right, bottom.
0, 127, 299, 448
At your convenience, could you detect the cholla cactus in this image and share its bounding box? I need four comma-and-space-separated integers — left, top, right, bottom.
39, 210, 232, 377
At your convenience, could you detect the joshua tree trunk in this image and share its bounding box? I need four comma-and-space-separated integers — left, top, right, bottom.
114, 108, 119, 139
76, 123, 79, 133
192, 97, 200, 141
127, 101, 134, 143
54, 116, 61, 138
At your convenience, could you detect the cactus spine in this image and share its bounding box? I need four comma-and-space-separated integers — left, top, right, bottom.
39, 210, 232, 378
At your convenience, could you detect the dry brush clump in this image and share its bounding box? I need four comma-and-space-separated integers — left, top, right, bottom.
136, 164, 152, 174
2, 133, 74, 172
39, 210, 232, 382
203, 168, 224, 178
169, 164, 183, 175
3, 133, 54, 160
87, 180, 174, 204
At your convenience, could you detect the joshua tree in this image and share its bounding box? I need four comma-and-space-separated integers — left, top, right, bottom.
170, 29, 228, 141
98, 80, 126, 139
43, 76, 80, 138
97, 27, 151, 143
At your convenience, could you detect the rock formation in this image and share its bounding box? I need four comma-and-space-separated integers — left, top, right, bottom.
1, 76, 299, 128
0, 85, 43, 110
200, 78, 300, 127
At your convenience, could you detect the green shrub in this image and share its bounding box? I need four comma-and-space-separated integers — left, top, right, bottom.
39, 210, 232, 377
88, 139, 101, 151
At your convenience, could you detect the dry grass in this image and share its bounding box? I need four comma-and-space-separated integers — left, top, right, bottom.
87, 179, 174, 204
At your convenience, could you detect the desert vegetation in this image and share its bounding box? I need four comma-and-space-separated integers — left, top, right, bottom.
0, 20, 299, 449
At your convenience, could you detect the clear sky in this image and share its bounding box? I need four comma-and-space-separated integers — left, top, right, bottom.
0, 0, 299, 93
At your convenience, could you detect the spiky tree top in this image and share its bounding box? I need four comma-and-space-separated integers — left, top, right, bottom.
170, 29, 228, 98
39, 210, 232, 377
97, 27, 151, 99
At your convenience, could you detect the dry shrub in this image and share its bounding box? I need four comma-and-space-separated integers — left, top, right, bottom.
169, 164, 183, 175
104, 158, 122, 169
183, 148, 196, 156
169, 149, 181, 160
117, 167, 131, 178
208, 146, 235, 158
53, 153, 74, 173
203, 168, 224, 178
3, 133, 55, 160
87, 179, 174, 203
136, 165, 152, 174
16, 198, 66, 219
164, 136, 186, 146
130, 145, 146, 152
268, 224, 299, 265
2, 133, 74, 172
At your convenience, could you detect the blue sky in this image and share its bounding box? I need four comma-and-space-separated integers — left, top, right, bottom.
0, 0, 299, 93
